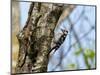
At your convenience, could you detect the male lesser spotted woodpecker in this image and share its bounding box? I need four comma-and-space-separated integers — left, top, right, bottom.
49, 29, 68, 55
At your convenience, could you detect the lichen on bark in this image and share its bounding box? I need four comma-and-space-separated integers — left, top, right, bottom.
15, 2, 75, 74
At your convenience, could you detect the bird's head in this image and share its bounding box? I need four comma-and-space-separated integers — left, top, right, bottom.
61, 29, 68, 35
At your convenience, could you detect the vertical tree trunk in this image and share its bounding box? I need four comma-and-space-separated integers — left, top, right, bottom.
12, 0, 20, 73
15, 2, 75, 73
15, 2, 63, 73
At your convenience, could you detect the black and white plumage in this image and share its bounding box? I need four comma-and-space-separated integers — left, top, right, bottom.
49, 29, 68, 55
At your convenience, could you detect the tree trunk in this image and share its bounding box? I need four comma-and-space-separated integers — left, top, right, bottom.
15, 2, 75, 73
12, 0, 20, 73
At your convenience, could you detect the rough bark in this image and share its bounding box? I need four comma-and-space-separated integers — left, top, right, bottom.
15, 2, 75, 74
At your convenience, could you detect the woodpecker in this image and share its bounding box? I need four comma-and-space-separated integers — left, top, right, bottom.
48, 29, 68, 55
